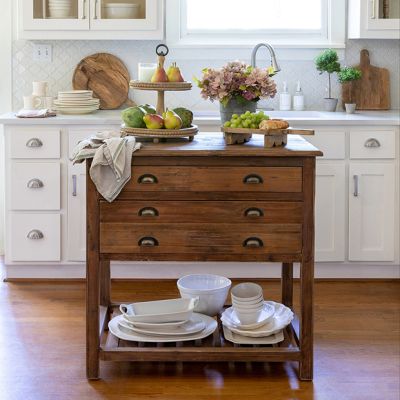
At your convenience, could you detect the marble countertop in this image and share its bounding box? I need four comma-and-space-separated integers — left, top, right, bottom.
0, 110, 399, 126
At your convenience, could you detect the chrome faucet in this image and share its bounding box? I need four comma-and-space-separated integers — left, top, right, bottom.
251, 43, 281, 73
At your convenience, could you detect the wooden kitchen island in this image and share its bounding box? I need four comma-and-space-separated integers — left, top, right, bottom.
86, 133, 322, 381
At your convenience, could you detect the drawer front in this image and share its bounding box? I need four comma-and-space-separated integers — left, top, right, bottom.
10, 127, 61, 159
11, 162, 60, 210
100, 223, 302, 255
10, 213, 61, 261
304, 130, 345, 159
125, 166, 302, 193
350, 130, 395, 159
100, 201, 303, 224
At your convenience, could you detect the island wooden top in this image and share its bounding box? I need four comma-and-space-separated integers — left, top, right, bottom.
133, 133, 323, 158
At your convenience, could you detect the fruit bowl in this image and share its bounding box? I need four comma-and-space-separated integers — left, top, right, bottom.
121, 124, 198, 143
130, 81, 193, 91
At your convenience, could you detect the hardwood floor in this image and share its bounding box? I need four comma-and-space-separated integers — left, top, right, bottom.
0, 277, 399, 400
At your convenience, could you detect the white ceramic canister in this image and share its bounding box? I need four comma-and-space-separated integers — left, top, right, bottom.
32, 81, 48, 97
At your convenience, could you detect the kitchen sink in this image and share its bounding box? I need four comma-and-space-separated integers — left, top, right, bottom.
258, 110, 325, 118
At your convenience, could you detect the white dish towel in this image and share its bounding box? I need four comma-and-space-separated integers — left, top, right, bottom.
71, 131, 141, 202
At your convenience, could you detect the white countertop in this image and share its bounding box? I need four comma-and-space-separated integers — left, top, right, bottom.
0, 110, 399, 126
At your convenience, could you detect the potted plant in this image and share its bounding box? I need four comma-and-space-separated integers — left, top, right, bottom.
338, 66, 362, 114
196, 61, 277, 123
315, 49, 341, 112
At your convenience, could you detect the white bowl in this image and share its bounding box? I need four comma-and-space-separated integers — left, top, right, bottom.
231, 282, 263, 302
232, 294, 264, 306
177, 274, 232, 317
234, 307, 264, 325
103, 3, 139, 19
232, 299, 264, 310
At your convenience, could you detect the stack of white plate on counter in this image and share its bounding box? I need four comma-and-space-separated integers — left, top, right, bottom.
48, 0, 72, 18
108, 297, 218, 343
53, 90, 100, 114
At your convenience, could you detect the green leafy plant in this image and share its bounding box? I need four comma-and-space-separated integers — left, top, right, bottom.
315, 49, 341, 99
338, 67, 362, 83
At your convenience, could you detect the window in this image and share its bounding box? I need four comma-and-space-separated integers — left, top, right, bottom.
166, 0, 345, 58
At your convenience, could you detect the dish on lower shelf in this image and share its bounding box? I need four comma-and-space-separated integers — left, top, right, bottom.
222, 325, 284, 345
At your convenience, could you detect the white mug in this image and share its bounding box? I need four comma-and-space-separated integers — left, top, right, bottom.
23, 95, 42, 110
32, 81, 48, 97
41, 96, 54, 110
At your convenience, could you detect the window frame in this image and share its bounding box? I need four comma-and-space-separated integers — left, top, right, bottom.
166, 0, 346, 60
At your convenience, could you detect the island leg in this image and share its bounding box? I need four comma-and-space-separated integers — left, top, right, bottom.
100, 260, 111, 307
281, 262, 293, 309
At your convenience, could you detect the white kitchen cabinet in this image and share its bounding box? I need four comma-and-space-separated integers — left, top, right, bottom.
67, 163, 86, 261
349, 163, 395, 261
315, 163, 346, 262
348, 0, 400, 39
19, 0, 163, 40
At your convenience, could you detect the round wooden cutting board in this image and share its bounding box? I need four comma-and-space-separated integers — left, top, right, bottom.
72, 53, 135, 110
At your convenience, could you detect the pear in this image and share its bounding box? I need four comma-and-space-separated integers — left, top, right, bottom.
143, 113, 164, 129
167, 62, 185, 83
162, 109, 183, 130
151, 63, 169, 83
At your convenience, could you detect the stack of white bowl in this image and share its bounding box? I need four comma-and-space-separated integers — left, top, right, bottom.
48, 0, 72, 18
53, 90, 100, 114
231, 282, 265, 325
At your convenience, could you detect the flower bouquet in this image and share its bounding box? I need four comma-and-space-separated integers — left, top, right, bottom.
196, 61, 277, 123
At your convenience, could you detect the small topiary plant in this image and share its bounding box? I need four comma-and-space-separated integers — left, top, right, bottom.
338, 67, 362, 104
315, 49, 341, 99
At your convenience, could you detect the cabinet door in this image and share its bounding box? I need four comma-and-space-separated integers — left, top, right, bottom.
315, 163, 346, 262
89, 0, 160, 32
367, 0, 400, 32
22, 0, 90, 30
67, 163, 86, 261
349, 163, 395, 261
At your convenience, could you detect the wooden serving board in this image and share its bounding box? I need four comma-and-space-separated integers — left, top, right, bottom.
73, 53, 135, 110
341, 49, 390, 110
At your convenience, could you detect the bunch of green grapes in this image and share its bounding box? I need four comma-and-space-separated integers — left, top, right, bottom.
223, 111, 269, 129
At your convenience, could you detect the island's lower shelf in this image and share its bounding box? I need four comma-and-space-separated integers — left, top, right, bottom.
99, 305, 301, 363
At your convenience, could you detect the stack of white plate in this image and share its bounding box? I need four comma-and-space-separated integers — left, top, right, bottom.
54, 90, 100, 114
48, 0, 72, 18
221, 301, 294, 344
109, 298, 218, 343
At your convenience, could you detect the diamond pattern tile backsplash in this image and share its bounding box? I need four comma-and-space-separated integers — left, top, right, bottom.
12, 39, 400, 111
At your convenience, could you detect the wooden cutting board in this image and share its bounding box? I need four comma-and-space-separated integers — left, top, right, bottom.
342, 49, 390, 110
72, 53, 135, 110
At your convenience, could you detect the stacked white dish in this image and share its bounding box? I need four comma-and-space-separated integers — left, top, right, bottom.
48, 0, 72, 18
103, 3, 140, 19
53, 90, 100, 114
108, 298, 218, 343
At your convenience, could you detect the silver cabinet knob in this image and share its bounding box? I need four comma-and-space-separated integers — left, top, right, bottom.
27, 230, 44, 240
138, 207, 159, 217
138, 174, 158, 184
243, 237, 264, 248
364, 138, 381, 148
243, 174, 263, 184
245, 208, 264, 218
27, 178, 44, 189
138, 237, 159, 247
26, 138, 43, 148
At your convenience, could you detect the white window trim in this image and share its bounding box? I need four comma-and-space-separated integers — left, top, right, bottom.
166, 0, 346, 61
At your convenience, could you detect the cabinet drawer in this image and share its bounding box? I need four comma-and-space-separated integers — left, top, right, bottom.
10, 213, 61, 262
350, 130, 395, 159
100, 201, 303, 224
11, 162, 60, 210
10, 127, 61, 159
304, 131, 345, 159
124, 166, 302, 193
100, 223, 302, 255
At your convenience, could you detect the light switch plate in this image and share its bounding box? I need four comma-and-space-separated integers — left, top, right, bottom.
33, 44, 52, 62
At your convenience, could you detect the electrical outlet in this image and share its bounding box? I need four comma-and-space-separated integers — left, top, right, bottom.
33, 44, 52, 62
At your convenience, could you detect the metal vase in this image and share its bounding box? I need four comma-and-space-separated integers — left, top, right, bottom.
323, 98, 338, 112
345, 103, 357, 114
219, 98, 257, 124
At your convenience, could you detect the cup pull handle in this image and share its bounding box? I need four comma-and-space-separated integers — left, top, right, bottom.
243, 174, 263, 184
138, 174, 158, 184
243, 237, 264, 248
26, 138, 43, 148
139, 237, 159, 247
138, 207, 159, 217
27, 178, 44, 189
27, 229, 44, 240
244, 208, 264, 218
364, 138, 381, 148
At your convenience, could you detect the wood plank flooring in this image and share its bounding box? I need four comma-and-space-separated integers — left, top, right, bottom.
0, 277, 399, 400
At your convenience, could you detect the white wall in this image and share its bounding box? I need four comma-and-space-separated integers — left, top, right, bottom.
0, 0, 12, 255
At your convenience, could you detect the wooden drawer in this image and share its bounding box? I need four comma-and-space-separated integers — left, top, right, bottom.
100, 201, 303, 224
11, 162, 60, 210
10, 127, 61, 159
100, 223, 302, 255
124, 166, 302, 193
350, 130, 395, 159
10, 213, 61, 262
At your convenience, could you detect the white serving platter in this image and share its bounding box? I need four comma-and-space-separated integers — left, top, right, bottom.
222, 325, 284, 345
109, 313, 217, 343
